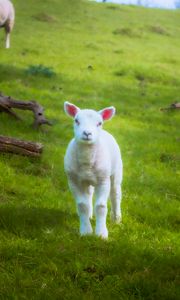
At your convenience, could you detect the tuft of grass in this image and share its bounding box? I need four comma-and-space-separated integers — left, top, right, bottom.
114, 69, 127, 77
113, 27, 142, 37
25, 65, 56, 78
106, 5, 119, 10
160, 153, 180, 164
149, 25, 170, 35
32, 13, 57, 23
133, 65, 179, 85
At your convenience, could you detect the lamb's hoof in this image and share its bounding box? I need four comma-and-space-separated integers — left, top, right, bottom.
96, 227, 108, 239
111, 213, 122, 224
89, 213, 93, 220
80, 225, 93, 236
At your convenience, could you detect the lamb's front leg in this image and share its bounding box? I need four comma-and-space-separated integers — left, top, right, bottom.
95, 179, 110, 239
68, 179, 93, 236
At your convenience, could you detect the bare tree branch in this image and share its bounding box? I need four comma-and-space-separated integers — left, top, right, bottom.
0, 93, 52, 128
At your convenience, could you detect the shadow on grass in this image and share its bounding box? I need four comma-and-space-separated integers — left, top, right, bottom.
56, 228, 179, 300
0, 63, 62, 91
0, 64, 24, 83
0, 205, 178, 299
92, 237, 179, 300
0, 205, 76, 238
0, 62, 177, 116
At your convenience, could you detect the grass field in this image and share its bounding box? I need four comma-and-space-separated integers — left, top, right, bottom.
0, 0, 179, 299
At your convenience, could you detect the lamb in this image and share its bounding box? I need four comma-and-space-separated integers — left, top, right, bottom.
64, 102, 123, 238
0, 0, 15, 48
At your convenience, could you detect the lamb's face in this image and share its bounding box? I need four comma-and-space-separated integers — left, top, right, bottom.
64, 102, 115, 144
74, 110, 103, 144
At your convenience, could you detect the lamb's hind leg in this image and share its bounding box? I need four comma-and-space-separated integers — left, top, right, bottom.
5, 23, 11, 49
110, 174, 122, 224
5, 32, 10, 49
5, 16, 14, 49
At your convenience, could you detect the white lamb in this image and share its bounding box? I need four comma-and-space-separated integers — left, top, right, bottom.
0, 0, 15, 48
64, 102, 123, 238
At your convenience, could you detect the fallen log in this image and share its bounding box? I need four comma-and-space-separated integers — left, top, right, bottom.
0, 93, 52, 128
160, 102, 180, 111
0, 135, 43, 157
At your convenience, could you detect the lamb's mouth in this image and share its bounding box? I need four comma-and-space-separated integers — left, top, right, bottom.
81, 137, 93, 142
82, 137, 92, 141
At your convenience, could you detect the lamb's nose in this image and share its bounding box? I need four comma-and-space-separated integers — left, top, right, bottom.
83, 131, 92, 137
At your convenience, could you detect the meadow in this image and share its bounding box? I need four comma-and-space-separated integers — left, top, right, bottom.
0, 0, 179, 299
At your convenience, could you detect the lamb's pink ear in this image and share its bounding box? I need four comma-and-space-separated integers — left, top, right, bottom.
99, 106, 116, 121
64, 101, 80, 118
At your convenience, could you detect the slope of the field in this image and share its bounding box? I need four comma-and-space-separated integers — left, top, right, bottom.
0, 0, 179, 299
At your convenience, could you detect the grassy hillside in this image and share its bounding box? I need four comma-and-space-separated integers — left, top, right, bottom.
0, 0, 179, 299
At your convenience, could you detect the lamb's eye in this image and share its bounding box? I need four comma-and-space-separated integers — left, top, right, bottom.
97, 122, 102, 127
75, 119, 80, 125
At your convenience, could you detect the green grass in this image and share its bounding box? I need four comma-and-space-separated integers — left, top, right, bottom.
0, 0, 179, 299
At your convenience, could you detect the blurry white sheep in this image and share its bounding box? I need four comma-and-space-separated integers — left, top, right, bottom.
0, 0, 15, 48
64, 102, 123, 238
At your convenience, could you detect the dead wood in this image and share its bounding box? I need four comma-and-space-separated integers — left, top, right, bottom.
0, 93, 52, 128
0, 135, 43, 157
160, 102, 180, 111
